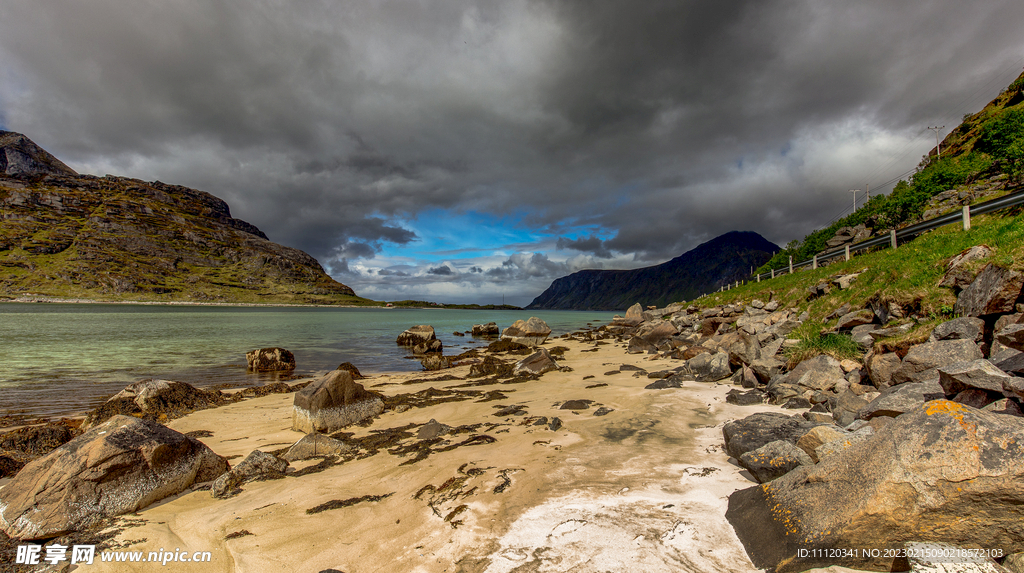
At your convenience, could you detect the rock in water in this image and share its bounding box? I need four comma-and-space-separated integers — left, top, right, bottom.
513, 348, 560, 376
246, 347, 296, 371
472, 322, 500, 336
726, 401, 1024, 572
501, 317, 552, 346
292, 370, 384, 433
396, 325, 437, 347
0, 415, 227, 540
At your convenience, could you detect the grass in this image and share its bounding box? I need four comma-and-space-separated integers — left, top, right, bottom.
692, 207, 1024, 359
784, 321, 863, 367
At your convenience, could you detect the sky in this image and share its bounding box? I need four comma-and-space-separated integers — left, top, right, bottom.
2, 1, 1024, 306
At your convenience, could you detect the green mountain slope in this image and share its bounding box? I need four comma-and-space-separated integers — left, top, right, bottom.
0, 131, 368, 305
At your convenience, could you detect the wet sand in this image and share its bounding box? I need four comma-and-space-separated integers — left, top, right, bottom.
88, 338, 796, 573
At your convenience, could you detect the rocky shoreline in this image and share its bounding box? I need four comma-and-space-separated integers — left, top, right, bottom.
2, 244, 1024, 572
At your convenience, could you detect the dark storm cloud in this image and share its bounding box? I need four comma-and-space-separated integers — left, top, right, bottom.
427, 265, 454, 276
557, 235, 613, 258
3, 0, 1024, 299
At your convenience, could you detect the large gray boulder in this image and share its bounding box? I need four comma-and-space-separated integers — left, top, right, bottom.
246, 347, 296, 371
0, 415, 227, 540
857, 380, 945, 420
892, 339, 983, 385
938, 359, 1014, 395
954, 264, 1024, 317
396, 325, 436, 346
727, 401, 1024, 572
720, 331, 761, 367
501, 317, 552, 346
930, 316, 985, 343
292, 370, 384, 433
722, 412, 824, 460
687, 351, 732, 382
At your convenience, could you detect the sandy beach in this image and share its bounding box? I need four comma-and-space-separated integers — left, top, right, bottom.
82, 338, 793, 573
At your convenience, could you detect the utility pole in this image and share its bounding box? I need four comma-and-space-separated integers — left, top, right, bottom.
865, 183, 869, 202
927, 126, 945, 160
849, 189, 858, 212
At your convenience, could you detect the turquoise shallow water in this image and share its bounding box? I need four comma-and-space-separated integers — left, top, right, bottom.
0, 303, 612, 419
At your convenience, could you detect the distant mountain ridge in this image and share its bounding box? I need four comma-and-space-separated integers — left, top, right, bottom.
527, 231, 779, 310
0, 131, 363, 304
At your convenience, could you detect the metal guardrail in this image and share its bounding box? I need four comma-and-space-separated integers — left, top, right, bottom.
699, 187, 1024, 297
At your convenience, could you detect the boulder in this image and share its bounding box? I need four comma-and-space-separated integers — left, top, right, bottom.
996, 324, 1024, 352
857, 380, 945, 420
396, 325, 436, 347
618, 303, 645, 326
795, 425, 845, 462
336, 362, 365, 379
938, 359, 1014, 395
680, 345, 711, 360
836, 309, 875, 330
501, 317, 552, 346
282, 433, 352, 462
726, 388, 764, 405
513, 348, 560, 376
722, 412, 824, 460
954, 264, 1024, 317
749, 358, 785, 384
626, 335, 657, 354
721, 331, 762, 367
420, 354, 452, 371
472, 322, 500, 336
850, 324, 880, 349
412, 339, 444, 355
0, 415, 227, 540
687, 351, 732, 382
832, 390, 870, 427
738, 440, 813, 483
246, 347, 296, 371
938, 244, 993, 289
892, 339, 984, 385
212, 450, 289, 498
864, 351, 902, 389
929, 316, 985, 343
84, 379, 224, 428
726, 401, 1024, 572
984, 398, 1023, 417
292, 370, 384, 433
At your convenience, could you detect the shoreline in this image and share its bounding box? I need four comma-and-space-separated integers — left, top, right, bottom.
56, 337, 792, 572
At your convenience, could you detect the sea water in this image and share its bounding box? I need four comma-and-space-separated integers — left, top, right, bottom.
0, 304, 613, 419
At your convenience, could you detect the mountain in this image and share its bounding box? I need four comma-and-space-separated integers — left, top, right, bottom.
0, 131, 364, 304
526, 231, 779, 310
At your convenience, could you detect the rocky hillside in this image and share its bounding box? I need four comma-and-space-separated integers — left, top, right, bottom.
0, 131, 364, 304
527, 231, 779, 310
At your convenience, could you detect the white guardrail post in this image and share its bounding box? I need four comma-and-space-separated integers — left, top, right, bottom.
890, 229, 897, 249
963, 205, 971, 231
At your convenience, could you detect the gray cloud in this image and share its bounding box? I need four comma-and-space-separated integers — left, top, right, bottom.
557, 235, 613, 258
3, 0, 1024, 300
427, 265, 454, 276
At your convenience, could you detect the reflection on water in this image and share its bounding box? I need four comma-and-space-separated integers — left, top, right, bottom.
0, 304, 611, 419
